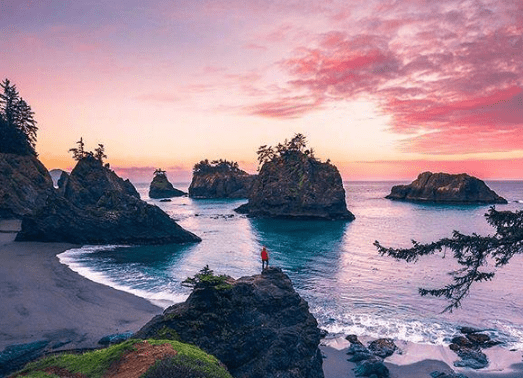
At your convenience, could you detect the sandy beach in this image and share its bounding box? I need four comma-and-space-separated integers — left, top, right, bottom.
0, 241, 162, 352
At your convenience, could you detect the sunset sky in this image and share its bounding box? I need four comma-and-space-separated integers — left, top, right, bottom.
2, 0, 522, 181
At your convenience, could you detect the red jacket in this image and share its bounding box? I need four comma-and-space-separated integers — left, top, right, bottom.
261, 248, 269, 261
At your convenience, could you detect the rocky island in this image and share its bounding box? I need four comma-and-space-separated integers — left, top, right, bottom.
235, 134, 355, 220
386, 172, 507, 204
188, 159, 255, 199
135, 266, 324, 378
149, 168, 186, 198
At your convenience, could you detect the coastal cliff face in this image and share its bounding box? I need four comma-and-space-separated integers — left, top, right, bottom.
236, 152, 354, 220
386, 172, 507, 204
149, 173, 185, 199
0, 154, 200, 244
136, 267, 324, 378
189, 169, 255, 199
0, 153, 54, 218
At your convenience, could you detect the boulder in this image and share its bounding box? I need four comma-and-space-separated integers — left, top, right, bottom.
0, 154, 201, 244
367, 338, 397, 359
149, 172, 185, 199
235, 151, 354, 220
386, 172, 507, 204
135, 267, 324, 378
189, 163, 255, 199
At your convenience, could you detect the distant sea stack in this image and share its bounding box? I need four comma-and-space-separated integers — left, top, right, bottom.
188, 159, 255, 199
235, 134, 355, 220
7, 154, 201, 244
386, 172, 507, 204
136, 267, 324, 378
149, 169, 186, 198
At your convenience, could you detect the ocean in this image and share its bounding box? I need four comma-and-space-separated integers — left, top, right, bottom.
58, 181, 523, 349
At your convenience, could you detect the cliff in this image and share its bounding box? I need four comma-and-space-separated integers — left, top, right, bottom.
135, 267, 324, 378
386, 172, 507, 204
235, 152, 354, 220
189, 164, 255, 199
0, 153, 200, 244
0, 153, 54, 218
149, 173, 185, 199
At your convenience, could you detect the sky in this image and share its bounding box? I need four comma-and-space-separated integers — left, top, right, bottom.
1, 0, 522, 181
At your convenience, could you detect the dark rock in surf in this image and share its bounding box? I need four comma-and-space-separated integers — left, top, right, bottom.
386, 172, 507, 204
149, 171, 185, 199
235, 151, 354, 220
189, 159, 255, 199
136, 267, 324, 378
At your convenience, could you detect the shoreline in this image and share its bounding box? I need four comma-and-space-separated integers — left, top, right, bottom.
0, 241, 162, 353
321, 336, 523, 378
2, 240, 523, 378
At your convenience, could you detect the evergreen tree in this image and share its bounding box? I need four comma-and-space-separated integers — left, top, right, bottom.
69, 137, 86, 161
0, 78, 38, 155
374, 207, 523, 312
94, 144, 107, 163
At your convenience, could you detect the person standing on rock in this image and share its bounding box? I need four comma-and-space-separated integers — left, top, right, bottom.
261, 246, 269, 270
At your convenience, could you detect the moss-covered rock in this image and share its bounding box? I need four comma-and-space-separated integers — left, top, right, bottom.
11, 339, 231, 378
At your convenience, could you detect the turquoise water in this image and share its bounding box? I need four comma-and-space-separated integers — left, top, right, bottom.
58, 181, 523, 348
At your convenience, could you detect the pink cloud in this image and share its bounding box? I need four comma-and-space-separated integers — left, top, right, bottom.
241, 0, 523, 155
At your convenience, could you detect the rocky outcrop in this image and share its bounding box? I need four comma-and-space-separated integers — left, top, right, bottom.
135, 267, 324, 378
149, 173, 185, 199
189, 165, 255, 199
0, 153, 54, 218
448, 327, 500, 370
235, 152, 354, 220
345, 335, 396, 378
386, 172, 507, 204
0, 153, 200, 244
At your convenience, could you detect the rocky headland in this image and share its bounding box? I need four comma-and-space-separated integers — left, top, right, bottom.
149, 170, 186, 199
135, 267, 324, 378
235, 136, 354, 220
0, 153, 200, 244
189, 159, 255, 199
386, 172, 507, 204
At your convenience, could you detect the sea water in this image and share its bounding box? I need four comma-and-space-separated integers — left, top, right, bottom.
58, 181, 523, 348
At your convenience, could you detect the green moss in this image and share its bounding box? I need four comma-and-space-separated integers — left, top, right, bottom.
16, 372, 60, 378
17, 340, 136, 378
14, 339, 230, 378
142, 354, 232, 378
155, 326, 180, 341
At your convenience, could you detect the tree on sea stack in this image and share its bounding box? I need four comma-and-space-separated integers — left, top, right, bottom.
375, 207, 523, 312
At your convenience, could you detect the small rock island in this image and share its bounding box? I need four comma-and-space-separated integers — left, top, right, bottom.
386, 171, 507, 204
136, 266, 324, 378
235, 134, 355, 220
149, 168, 186, 198
188, 159, 255, 199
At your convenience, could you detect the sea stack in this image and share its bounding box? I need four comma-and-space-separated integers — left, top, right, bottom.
136, 267, 324, 378
235, 134, 355, 220
386, 172, 507, 204
188, 159, 255, 199
9, 155, 201, 244
149, 168, 186, 198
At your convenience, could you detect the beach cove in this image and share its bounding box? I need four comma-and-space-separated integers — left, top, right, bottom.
2, 239, 523, 377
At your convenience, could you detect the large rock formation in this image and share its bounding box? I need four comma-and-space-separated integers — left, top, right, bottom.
149, 171, 185, 199
0, 153, 200, 244
189, 160, 255, 199
386, 172, 507, 204
0, 153, 54, 218
136, 267, 324, 378
235, 151, 354, 220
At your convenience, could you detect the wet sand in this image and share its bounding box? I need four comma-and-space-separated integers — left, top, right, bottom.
0, 241, 161, 352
